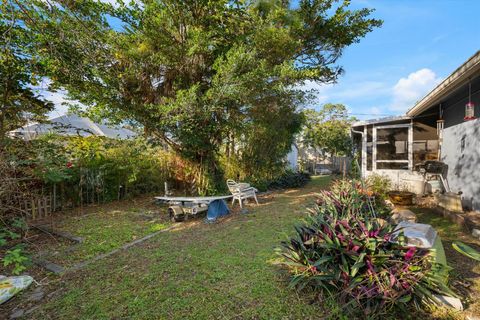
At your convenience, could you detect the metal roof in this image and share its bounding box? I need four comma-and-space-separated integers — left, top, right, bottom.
352, 115, 411, 127
10, 114, 136, 140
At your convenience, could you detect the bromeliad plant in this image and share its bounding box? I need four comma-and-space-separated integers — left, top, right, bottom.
277, 180, 454, 317
316, 179, 391, 219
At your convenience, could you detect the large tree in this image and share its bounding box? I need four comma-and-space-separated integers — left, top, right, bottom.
302, 103, 356, 157
0, 2, 54, 147
14, 0, 381, 189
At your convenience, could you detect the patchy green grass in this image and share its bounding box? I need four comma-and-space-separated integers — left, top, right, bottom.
24, 176, 333, 319
411, 207, 480, 318
37, 196, 172, 267
6, 179, 479, 319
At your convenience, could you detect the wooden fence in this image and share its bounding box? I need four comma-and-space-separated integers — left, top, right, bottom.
21, 195, 55, 220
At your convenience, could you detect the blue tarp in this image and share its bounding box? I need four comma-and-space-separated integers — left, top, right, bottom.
205, 199, 230, 222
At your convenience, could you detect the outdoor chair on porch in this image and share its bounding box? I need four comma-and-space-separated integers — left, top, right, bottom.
226, 179, 259, 208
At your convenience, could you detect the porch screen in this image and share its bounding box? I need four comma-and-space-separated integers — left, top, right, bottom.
376, 127, 409, 170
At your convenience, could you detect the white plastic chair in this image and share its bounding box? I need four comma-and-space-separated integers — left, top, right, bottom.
226, 179, 259, 208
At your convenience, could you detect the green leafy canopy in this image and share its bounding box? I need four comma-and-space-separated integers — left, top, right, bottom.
11, 0, 381, 187
301, 103, 356, 157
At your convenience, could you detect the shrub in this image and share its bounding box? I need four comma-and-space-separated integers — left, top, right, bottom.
3, 245, 30, 275
366, 173, 392, 200
267, 171, 311, 190
1, 219, 30, 275
277, 179, 453, 318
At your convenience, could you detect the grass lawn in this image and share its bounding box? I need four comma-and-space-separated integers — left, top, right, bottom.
36, 197, 172, 267
4, 177, 479, 319
23, 176, 332, 319
411, 207, 480, 318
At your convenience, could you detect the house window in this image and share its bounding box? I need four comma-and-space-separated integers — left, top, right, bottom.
413, 122, 439, 166
374, 125, 411, 170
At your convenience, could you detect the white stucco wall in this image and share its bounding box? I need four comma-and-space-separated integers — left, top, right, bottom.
363, 170, 425, 194
441, 118, 480, 210
286, 144, 299, 171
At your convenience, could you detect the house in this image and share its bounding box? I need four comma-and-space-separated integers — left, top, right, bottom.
352, 50, 480, 211
286, 143, 299, 171
10, 114, 136, 140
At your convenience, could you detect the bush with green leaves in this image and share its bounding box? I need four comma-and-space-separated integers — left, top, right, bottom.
267, 171, 311, 190
3, 245, 30, 275
277, 180, 454, 318
1, 218, 30, 275
366, 173, 392, 200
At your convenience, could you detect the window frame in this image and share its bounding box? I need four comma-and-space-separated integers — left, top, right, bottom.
373, 123, 413, 171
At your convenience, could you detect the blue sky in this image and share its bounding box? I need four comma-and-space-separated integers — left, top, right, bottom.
45, 0, 480, 120
306, 0, 480, 119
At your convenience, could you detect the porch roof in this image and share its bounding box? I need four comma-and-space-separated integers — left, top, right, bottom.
352, 115, 411, 127
407, 50, 480, 117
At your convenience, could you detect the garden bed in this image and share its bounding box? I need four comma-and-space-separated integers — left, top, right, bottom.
0, 176, 331, 319
1, 195, 173, 276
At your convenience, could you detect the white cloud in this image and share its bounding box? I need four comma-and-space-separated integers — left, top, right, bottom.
390, 68, 442, 112
31, 78, 80, 119
369, 106, 383, 116
329, 81, 390, 100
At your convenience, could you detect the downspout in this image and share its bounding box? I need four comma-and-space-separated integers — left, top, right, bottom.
351, 128, 365, 177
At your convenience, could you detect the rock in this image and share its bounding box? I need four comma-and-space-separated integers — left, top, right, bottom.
28, 287, 44, 302
472, 228, 480, 239
240, 208, 249, 215
33, 259, 65, 274
390, 208, 417, 224
433, 294, 463, 311
9, 309, 24, 319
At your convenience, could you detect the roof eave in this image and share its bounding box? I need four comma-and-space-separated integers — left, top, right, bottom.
407, 50, 480, 117
352, 115, 412, 127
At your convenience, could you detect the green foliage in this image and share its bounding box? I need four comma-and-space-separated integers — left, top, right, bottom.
277, 179, 454, 317
349, 154, 361, 179
13, 0, 381, 189
267, 171, 311, 190
0, 2, 54, 146
3, 245, 30, 275
366, 173, 392, 200
1, 217, 30, 275
302, 104, 356, 157
452, 241, 480, 262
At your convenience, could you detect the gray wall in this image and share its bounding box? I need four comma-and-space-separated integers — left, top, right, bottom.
437, 75, 480, 211
442, 118, 480, 210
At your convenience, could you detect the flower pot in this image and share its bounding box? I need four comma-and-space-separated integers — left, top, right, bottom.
387, 191, 415, 206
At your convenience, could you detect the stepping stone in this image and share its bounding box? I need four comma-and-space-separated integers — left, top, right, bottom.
384, 199, 395, 210
433, 295, 463, 311
390, 208, 417, 224
33, 258, 64, 274
10, 309, 24, 319
28, 287, 45, 302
